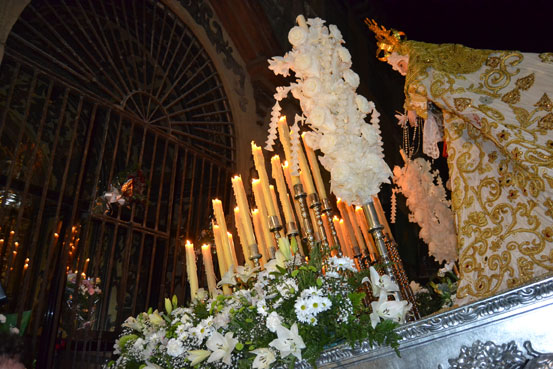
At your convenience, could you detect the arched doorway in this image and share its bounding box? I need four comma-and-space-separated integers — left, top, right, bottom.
0, 1, 236, 367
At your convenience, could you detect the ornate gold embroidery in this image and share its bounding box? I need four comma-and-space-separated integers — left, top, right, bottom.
403, 42, 553, 305
454, 97, 472, 111
515, 73, 535, 90
534, 93, 553, 112
480, 52, 523, 95
501, 89, 520, 104
539, 52, 553, 63
538, 113, 553, 129
501, 74, 535, 105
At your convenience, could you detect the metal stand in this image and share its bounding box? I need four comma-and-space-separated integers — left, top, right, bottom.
248, 243, 262, 268
307, 193, 331, 257
294, 183, 316, 252
363, 200, 401, 300
322, 198, 341, 256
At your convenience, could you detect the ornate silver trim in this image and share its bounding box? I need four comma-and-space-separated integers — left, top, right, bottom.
292, 276, 553, 368
438, 340, 527, 369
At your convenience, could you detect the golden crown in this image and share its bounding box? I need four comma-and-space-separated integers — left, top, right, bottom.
365, 19, 405, 62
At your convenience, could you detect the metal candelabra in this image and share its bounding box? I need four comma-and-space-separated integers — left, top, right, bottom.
293, 183, 316, 252
307, 193, 331, 257
321, 198, 341, 256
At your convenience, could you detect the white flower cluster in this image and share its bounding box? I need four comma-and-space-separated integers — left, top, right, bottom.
294, 287, 332, 325
393, 157, 458, 263
110, 251, 406, 369
364, 267, 411, 328
266, 15, 392, 205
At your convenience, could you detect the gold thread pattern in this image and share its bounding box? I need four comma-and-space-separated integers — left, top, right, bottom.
402, 46, 553, 305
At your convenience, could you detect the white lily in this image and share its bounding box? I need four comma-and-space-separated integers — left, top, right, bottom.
252, 348, 277, 369
236, 265, 259, 283
264, 250, 286, 274
370, 291, 411, 328
368, 266, 399, 296
269, 323, 306, 360
206, 331, 238, 365
217, 268, 237, 287
186, 349, 211, 366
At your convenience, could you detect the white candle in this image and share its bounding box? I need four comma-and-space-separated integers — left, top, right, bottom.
201, 244, 217, 296
185, 240, 199, 299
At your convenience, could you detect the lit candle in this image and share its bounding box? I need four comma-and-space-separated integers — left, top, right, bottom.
212, 224, 232, 295
333, 217, 349, 258
185, 240, 199, 299
373, 195, 396, 254
231, 176, 257, 247
337, 198, 360, 255
234, 207, 254, 267
282, 161, 304, 225
212, 224, 228, 276
302, 133, 328, 200
251, 209, 268, 264
201, 244, 217, 296
212, 199, 234, 271
355, 206, 378, 260
271, 155, 295, 228
346, 203, 367, 254
227, 232, 239, 267
251, 142, 276, 217
297, 138, 316, 195
277, 117, 301, 185
252, 179, 275, 259
339, 219, 355, 260
83, 258, 90, 275
321, 213, 335, 250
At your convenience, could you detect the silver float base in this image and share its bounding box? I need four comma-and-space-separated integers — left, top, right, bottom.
295, 275, 553, 369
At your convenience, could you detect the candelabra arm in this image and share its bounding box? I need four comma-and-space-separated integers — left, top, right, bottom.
294, 184, 316, 252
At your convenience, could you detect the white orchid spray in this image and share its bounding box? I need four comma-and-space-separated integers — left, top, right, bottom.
393, 157, 458, 263
265, 15, 392, 205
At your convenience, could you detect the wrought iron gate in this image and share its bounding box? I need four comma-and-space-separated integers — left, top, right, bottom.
0, 1, 235, 367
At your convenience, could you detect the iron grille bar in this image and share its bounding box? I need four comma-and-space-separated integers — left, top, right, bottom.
0, 62, 21, 138
13, 79, 55, 316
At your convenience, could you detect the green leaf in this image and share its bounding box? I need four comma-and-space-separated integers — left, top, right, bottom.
172, 294, 178, 308
291, 269, 299, 278
118, 334, 138, 350
316, 277, 323, 287
236, 342, 244, 351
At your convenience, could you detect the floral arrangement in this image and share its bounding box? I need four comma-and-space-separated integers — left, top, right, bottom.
410, 262, 458, 316
392, 157, 457, 263
265, 15, 392, 205
106, 249, 409, 369
0, 313, 21, 336
93, 169, 146, 215
63, 272, 102, 331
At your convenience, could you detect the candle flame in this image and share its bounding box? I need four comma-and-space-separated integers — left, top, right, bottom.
283, 161, 289, 168
234, 206, 239, 212
252, 209, 259, 215
252, 178, 260, 184
185, 240, 193, 247
251, 141, 261, 150
333, 215, 340, 221
279, 116, 286, 122
10, 231, 14, 235
232, 175, 241, 180
271, 155, 280, 161
201, 244, 209, 250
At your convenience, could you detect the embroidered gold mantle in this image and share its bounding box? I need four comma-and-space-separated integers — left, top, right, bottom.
403, 43, 553, 305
